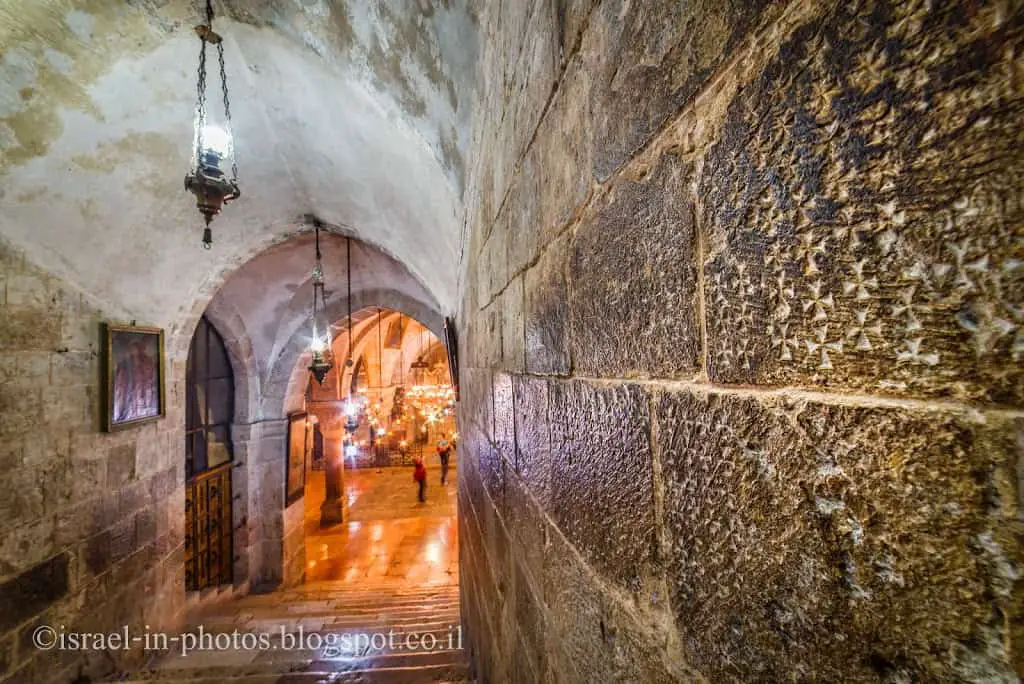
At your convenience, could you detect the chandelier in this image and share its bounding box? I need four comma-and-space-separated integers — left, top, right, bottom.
407, 383, 456, 423
406, 328, 454, 422
184, 0, 240, 248
308, 227, 333, 385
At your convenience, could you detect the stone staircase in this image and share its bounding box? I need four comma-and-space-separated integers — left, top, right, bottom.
105, 581, 470, 683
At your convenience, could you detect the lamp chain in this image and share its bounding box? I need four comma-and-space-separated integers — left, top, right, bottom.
194, 32, 207, 166
346, 236, 353, 369
217, 41, 237, 182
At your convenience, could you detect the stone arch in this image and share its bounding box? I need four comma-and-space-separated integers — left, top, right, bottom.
266, 288, 445, 420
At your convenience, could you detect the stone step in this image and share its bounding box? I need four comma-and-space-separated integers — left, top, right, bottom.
111, 665, 470, 683
110, 649, 470, 682
227, 593, 459, 611
250, 584, 459, 596
201, 618, 462, 634
211, 602, 460, 618
196, 614, 461, 632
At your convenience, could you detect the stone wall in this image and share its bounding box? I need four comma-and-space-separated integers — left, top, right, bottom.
0, 238, 185, 683
456, 0, 1024, 681
0, 239, 295, 682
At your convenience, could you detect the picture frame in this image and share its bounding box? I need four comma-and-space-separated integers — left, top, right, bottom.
103, 323, 166, 432
444, 316, 459, 402
286, 411, 310, 506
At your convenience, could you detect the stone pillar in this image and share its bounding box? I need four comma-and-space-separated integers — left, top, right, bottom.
320, 435, 344, 526
232, 418, 290, 590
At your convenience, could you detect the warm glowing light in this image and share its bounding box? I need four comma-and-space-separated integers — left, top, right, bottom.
344, 400, 357, 417
201, 124, 232, 157
399, 440, 408, 448
376, 428, 385, 436
425, 541, 440, 564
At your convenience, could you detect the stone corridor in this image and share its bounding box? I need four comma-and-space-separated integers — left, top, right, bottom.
1, 0, 1023, 683
108, 466, 465, 682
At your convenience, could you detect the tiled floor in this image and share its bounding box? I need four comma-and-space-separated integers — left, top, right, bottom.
304, 463, 459, 586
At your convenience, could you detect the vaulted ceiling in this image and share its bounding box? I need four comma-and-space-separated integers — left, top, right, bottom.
0, 0, 479, 323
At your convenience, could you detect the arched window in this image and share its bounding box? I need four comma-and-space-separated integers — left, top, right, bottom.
186, 316, 235, 478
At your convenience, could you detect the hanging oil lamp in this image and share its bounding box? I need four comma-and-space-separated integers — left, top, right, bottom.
184, 0, 240, 248
308, 227, 333, 385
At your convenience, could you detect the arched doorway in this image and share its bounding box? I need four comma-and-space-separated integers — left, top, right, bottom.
184, 316, 235, 591
302, 309, 458, 584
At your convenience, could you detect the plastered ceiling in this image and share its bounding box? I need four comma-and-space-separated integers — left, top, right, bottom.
0, 0, 479, 323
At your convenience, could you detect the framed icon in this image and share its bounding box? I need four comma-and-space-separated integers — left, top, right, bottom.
103, 323, 166, 431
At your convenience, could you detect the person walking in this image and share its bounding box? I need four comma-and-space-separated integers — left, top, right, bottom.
413, 454, 427, 502
437, 433, 451, 485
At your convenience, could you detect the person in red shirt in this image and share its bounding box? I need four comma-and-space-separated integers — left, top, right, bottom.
413, 455, 427, 502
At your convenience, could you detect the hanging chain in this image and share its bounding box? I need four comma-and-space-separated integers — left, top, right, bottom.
217, 40, 237, 182
312, 227, 324, 332
194, 33, 207, 166
346, 237, 353, 366
194, 0, 237, 181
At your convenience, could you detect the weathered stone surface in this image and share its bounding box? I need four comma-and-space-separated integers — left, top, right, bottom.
499, 277, 525, 372
504, 0, 560, 208
478, 436, 506, 524
504, 472, 548, 600
524, 233, 571, 376
586, 0, 773, 180
657, 388, 1023, 681
541, 527, 603, 683
0, 553, 69, 632
532, 54, 594, 248
512, 376, 552, 510
512, 558, 546, 680
699, 0, 1024, 404
461, 367, 493, 442
107, 443, 137, 486
549, 380, 655, 589
493, 373, 516, 468
569, 153, 700, 378
0, 309, 61, 352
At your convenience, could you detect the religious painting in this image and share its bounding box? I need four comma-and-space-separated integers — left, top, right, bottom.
286, 411, 310, 506
104, 324, 166, 431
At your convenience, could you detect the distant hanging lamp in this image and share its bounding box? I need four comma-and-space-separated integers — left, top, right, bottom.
308, 227, 333, 385
342, 237, 359, 434
184, 0, 241, 248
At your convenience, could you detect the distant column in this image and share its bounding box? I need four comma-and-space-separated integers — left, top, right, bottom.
320, 413, 344, 526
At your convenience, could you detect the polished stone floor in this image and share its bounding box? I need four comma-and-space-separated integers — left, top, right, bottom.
118, 464, 466, 681
303, 463, 459, 586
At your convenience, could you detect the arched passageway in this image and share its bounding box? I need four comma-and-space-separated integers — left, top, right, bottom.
162, 297, 464, 679
2, 1, 1023, 683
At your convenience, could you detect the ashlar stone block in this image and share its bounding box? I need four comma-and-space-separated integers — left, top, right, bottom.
549, 379, 655, 590
524, 233, 570, 376
569, 152, 701, 378
698, 0, 1024, 403
657, 388, 1023, 682
585, 0, 773, 180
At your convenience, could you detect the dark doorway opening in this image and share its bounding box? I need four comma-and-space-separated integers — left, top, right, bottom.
184, 316, 235, 591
